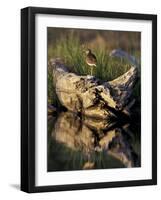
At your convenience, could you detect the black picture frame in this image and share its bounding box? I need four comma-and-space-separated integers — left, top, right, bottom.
21, 6, 157, 193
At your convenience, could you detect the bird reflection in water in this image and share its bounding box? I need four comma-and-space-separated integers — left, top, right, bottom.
48, 112, 140, 171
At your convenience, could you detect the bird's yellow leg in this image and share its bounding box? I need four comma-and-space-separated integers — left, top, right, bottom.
91, 67, 93, 76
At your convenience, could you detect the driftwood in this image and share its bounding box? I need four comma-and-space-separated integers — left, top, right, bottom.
50, 50, 138, 119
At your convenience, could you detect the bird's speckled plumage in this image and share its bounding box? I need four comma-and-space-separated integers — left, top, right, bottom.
85, 49, 97, 76
85, 49, 97, 66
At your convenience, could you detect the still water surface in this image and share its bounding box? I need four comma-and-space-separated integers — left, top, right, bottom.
48, 111, 141, 171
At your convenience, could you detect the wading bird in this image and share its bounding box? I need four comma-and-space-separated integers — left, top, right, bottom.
85, 49, 97, 76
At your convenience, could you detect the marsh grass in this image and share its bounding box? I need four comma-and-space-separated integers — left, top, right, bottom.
48, 34, 141, 106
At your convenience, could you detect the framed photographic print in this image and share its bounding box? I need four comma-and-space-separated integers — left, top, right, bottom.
21, 7, 157, 193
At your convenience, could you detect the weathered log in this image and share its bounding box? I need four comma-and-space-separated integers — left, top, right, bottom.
50, 50, 138, 119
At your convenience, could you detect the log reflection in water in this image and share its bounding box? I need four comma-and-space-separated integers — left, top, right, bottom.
50, 112, 140, 170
